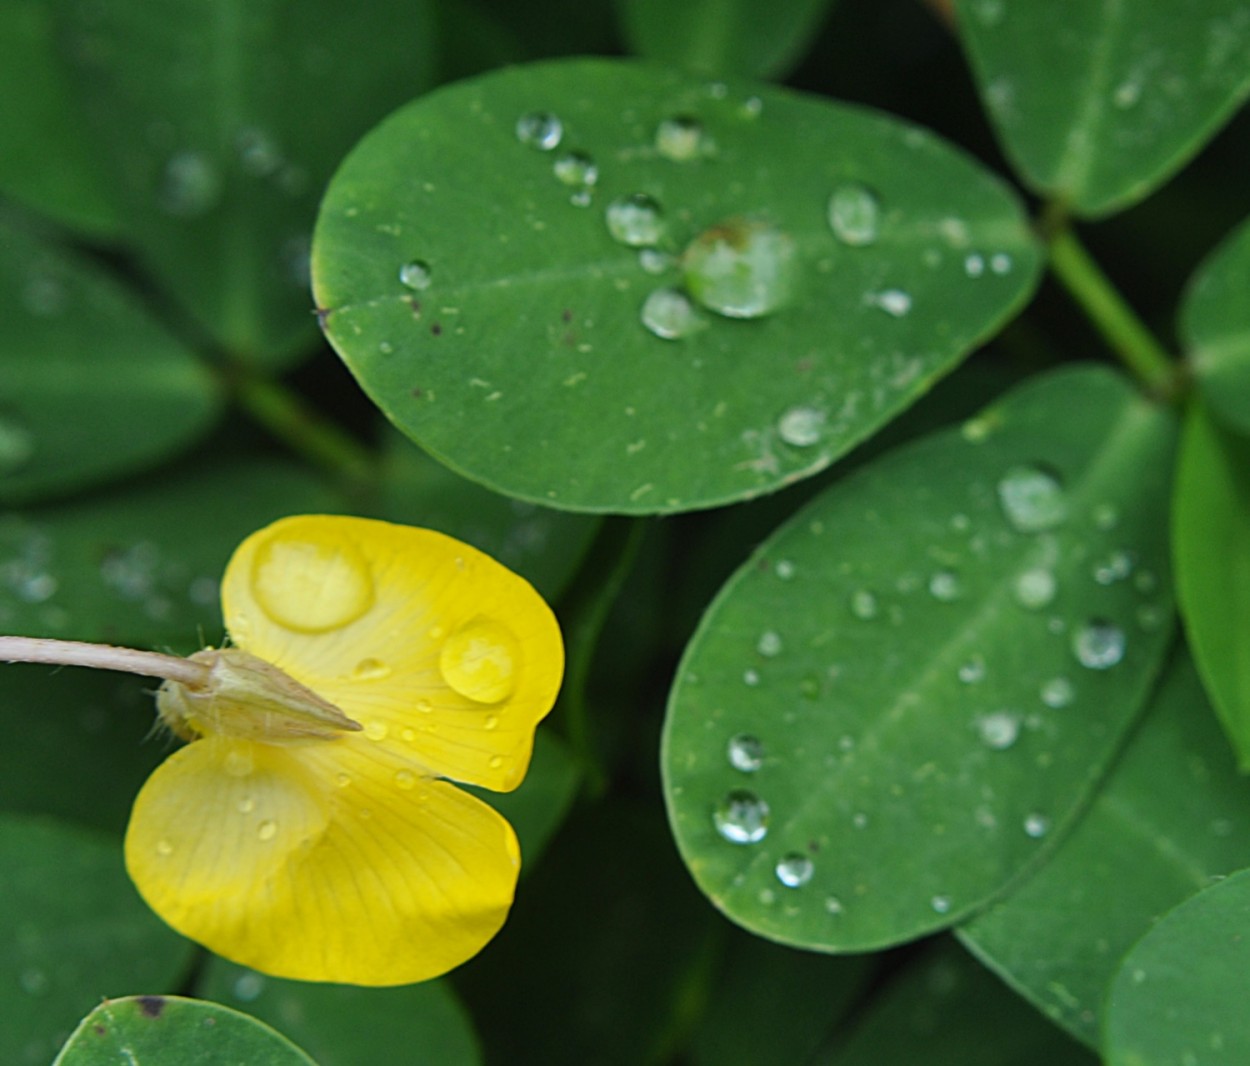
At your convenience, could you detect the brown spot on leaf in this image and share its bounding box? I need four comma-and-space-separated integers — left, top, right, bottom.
137, 996, 166, 1018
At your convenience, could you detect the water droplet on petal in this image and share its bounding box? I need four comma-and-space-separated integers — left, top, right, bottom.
1072, 619, 1126, 669
977, 711, 1021, 750
516, 111, 563, 150
727, 733, 764, 772
640, 287, 705, 339
439, 617, 521, 702
399, 259, 432, 290
223, 751, 253, 778
1013, 567, 1057, 609
655, 116, 714, 161
251, 529, 374, 633
777, 405, 825, 447
395, 769, 417, 790
335, 772, 352, 788
352, 657, 391, 681
713, 789, 770, 844
997, 464, 1067, 533
775, 853, 814, 888
257, 819, 278, 841
606, 193, 665, 247
364, 720, 389, 741
827, 183, 881, 246
682, 218, 796, 319
236, 795, 256, 813
1040, 676, 1075, 708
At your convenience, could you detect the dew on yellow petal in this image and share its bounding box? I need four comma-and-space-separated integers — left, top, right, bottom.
251, 528, 374, 633
439, 617, 521, 703
352, 657, 391, 681
364, 720, 389, 741
257, 819, 277, 841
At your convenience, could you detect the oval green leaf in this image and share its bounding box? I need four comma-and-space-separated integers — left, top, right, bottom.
1104, 867, 1250, 1066
0, 817, 194, 1066
0, 219, 221, 506
955, 0, 1250, 217
54, 996, 317, 1066
663, 364, 1176, 951
0, 458, 341, 651
1181, 213, 1250, 434
55, 0, 438, 366
313, 58, 1041, 514
958, 651, 1250, 1047
616, 0, 838, 79
1172, 400, 1250, 767
200, 961, 478, 1066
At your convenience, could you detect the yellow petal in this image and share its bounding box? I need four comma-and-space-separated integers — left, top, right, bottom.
220, 516, 563, 792
125, 734, 520, 985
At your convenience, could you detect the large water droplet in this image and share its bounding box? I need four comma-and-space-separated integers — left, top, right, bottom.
0, 415, 35, 473
997, 464, 1067, 533
1071, 619, 1126, 670
553, 150, 598, 188
682, 218, 796, 319
977, 711, 1021, 750
775, 853, 814, 888
827, 183, 881, 246
251, 530, 374, 633
158, 150, 221, 216
777, 405, 825, 447
605, 193, 665, 247
727, 733, 764, 772
655, 116, 714, 161
713, 789, 770, 844
439, 616, 521, 702
399, 260, 432, 290
640, 287, 704, 339
1013, 567, 1057, 610
515, 111, 563, 150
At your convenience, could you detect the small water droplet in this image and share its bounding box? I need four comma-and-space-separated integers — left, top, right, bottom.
756, 630, 783, 657
958, 656, 987, 684
869, 288, 912, 317
1133, 569, 1157, 594
235, 127, 282, 176
488, 754, 504, 769
827, 183, 881, 246
743, 668, 761, 686
395, 769, 417, 790
850, 589, 880, 620
824, 896, 844, 914
606, 193, 665, 247
928, 570, 962, 602
1135, 603, 1167, 631
774, 559, 796, 580
516, 111, 563, 150
1040, 676, 1075, 708
713, 789, 770, 844
1113, 79, 1142, 108
335, 772, 352, 788
638, 248, 673, 274
1093, 503, 1120, 531
19, 969, 49, 997
553, 150, 598, 189
236, 796, 256, 814
439, 616, 521, 702
1013, 566, 1057, 609
399, 259, 432, 291
232, 973, 265, 1002
1072, 619, 1126, 669
851, 811, 868, 828
989, 252, 1013, 275
655, 115, 714, 161
364, 720, 389, 741
640, 287, 705, 339
257, 819, 278, 841
682, 217, 796, 319
1093, 549, 1135, 585
977, 711, 1021, 750
483, 714, 499, 731
964, 253, 986, 278
1023, 812, 1050, 838
997, 464, 1067, 533
930, 894, 952, 914
727, 733, 764, 772
352, 657, 391, 680
777, 405, 825, 447
775, 853, 814, 888
158, 150, 221, 216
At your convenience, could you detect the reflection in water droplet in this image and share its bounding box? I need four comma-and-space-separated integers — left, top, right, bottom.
777, 405, 825, 447
850, 589, 879, 620
1013, 567, 1057, 610
756, 631, 783, 657
158, 150, 221, 216
727, 733, 764, 772
827, 183, 881, 246
997, 464, 1067, 533
1023, 813, 1050, 838
257, 819, 278, 841
977, 711, 1021, 750
682, 217, 796, 319
1072, 620, 1126, 669
928, 570, 962, 602
399, 260, 432, 290
640, 287, 705, 339
606, 193, 665, 247
713, 789, 770, 843
516, 111, 563, 150
439, 617, 521, 702
252, 530, 374, 633
1040, 676, 1075, 708
775, 853, 814, 888
655, 116, 714, 161
0, 415, 35, 473
553, 150, 598, 189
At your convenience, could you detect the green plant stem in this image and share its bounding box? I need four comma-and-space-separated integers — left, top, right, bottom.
229, 368, 377, 491
1045, 218, 1185, 400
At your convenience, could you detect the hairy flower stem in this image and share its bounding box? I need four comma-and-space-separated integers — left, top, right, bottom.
0, 635, 210, 688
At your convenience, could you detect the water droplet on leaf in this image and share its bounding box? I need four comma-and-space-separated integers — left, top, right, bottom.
1072, 619, 1126, 669
682, 217, 796, 319
775, 853, 814, 888
1040, 676, 1075, 708
727, 733, 764, 772
1013, 567, 1057, 609
827, 183, 881, 246
553, 150, 598, 188
997, 464, 1067, 532
1023, 813, 1050, 838
850, 589, 879, 620
655, 116, 713, 161
640, 287, 704, 339
515, 111, 563, 150
928, 570, 962, 602
977, 711, 1021, 750
399, 260, 432, 290
777, 405, 825, 447
713, 789, 770, 844
869, 289, 911, 317
606, 193, 665, 247
756, 630, 783, 657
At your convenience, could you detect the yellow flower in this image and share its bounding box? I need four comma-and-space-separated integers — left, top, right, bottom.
123, 515, 563, 986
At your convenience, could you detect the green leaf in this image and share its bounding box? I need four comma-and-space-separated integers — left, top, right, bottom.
0, 668, 162, 836
375, 429, 600, 600
0, 817, 195, 1066
955, 0, 1250, 217
958, 651, 1250, 1047
0, 4, 118, 235
199, 961, 478, 1066
313, 58, 1041, 514
1172, 400, 1250, 766
1104, 867, 1250, 1066
1181, 213, 1250, 434
663, 364, 1176, 952
53, 996, 317, 1066
54, 0, 439, 366
810, 940, 1098, 1066
0, 219, 222, 506
0, 457, 340, 651
616, 0, 837, 79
